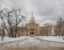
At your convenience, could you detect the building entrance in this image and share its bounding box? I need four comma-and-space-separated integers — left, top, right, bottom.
30, 32, 34, 35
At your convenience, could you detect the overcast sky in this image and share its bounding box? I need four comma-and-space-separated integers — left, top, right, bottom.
0, 0, 64, 26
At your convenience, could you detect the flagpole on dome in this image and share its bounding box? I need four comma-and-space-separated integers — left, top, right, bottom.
31, 11, 33, 16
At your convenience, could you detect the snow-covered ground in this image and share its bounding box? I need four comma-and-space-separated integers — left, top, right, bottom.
0, 36, 27, 43
0, 36, 64, 43
0, 36, 64, 48
36, 36, 64, 42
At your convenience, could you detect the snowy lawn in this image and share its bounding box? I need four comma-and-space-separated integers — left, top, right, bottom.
0, 36, 27, 43
0, 36, 64, 48
0, 36, 64, 43
36, 36, 64, 42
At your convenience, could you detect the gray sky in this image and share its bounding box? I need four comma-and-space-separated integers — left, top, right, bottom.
0, 0, 64, 26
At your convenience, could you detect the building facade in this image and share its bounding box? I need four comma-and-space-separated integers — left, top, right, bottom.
15, 15, 52, 36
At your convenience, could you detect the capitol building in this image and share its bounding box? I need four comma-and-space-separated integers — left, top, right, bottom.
12, 14, 53, 37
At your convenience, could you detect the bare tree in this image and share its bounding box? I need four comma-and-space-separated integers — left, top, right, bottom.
0, 8, 26, 38
54, 17, 63, 36
11, 9, 26, 37
1, 23, 5, 41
